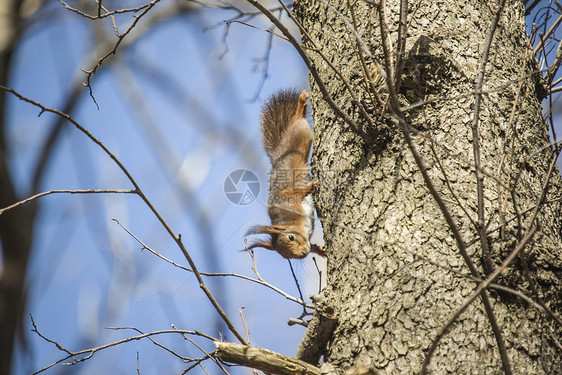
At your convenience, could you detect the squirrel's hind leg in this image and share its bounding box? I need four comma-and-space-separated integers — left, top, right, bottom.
295, 90, 308, 119
279, 180, 319, 197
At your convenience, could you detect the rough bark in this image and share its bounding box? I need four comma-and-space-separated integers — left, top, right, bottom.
295, 0, 562, 374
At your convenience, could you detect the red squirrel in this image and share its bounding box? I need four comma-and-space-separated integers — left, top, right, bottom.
246, 90, 324, 259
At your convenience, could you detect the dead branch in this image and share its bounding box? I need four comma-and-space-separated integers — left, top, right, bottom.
214, 341, 321, 375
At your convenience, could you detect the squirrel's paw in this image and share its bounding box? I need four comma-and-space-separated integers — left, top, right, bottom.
310, 244, 325, 257
310, 180, 319, 192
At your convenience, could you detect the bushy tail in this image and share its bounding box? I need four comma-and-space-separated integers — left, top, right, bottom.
260, 90, 308, 159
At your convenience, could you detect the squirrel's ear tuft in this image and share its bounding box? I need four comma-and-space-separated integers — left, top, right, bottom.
247, 239, 274, 251
245, 225, 277, 250
246, 225, 283, 236
245, 225, 266, 236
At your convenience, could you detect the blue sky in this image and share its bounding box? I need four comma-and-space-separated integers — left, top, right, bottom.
6, 1, 562, 374
8, 3, 323, 374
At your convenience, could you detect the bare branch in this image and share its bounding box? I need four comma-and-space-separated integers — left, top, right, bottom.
0, 189, 136, 215
113, 219, 314, 309
169, 325, 230, 374
421, 226, 537, 374
1, 85, 248, 345
533, 13, 562, 54
214, 341, 321, 375
279, 0, 377, 130
239, 307, 251, 345
471, 0, 508, 276
347, 0, 382, 109
117, 326, 230, 374
244, 0, 371, 142
30, 315, 218, 375
244, 242, 264, 281
57, 0, 157, 19
73, 0, 162, 107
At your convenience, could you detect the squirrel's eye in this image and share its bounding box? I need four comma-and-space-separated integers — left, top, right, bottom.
288, 235, 295, 241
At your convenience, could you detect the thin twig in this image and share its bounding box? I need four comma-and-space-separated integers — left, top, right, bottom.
410, 255, 562, 327
498, 76, 525, 238
239, 307, 251, 345
1, 85, 248, 345
533, 13, 562, 54
378, 0, 396, 101
288, 259, 308, 317
347, 0, 384, 111
466, 194, 562, 248
225, 20, 292, 45
244, 0, 370, 142
245, 242, 264, 281
420, 226, 536, 374
428, 135, 478, 230
401, 67, 548, 113
57, 0, 155, 19
113, 219, 313, 308
280, 0, 376, 131
79, 0, 161, 107
31, 317, 218, 374
471, 0, 508, 276
393, 0, 408, 92
0, 189, 136, 215
171, 325, 230, 374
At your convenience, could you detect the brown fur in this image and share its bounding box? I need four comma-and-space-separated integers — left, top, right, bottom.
246, 90, 324, 259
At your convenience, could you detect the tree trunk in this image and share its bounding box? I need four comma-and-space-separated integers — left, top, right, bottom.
296, 0, 562, 373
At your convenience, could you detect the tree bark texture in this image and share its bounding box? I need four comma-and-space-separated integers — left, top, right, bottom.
295, 0, 562, 373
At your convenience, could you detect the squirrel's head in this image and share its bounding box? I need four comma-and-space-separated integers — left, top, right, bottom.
245, 225, 309, 259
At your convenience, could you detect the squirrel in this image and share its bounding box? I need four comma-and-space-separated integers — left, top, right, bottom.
245, 90, 324, 259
